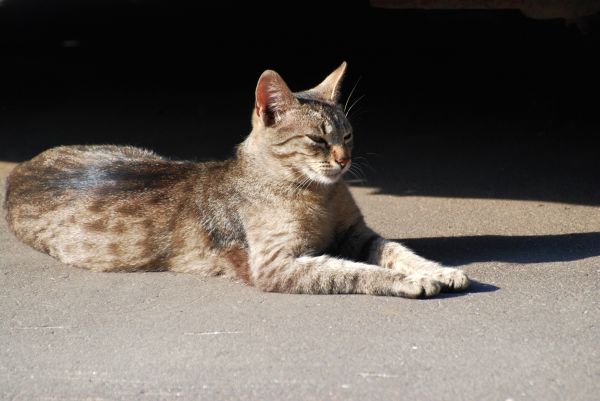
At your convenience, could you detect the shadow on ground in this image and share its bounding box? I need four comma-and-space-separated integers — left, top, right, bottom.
433, 280, 500, 299
352, 133, 600, 206
400, 232, 600, 266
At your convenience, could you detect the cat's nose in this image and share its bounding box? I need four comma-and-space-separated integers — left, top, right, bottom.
335, 157, 350, 168
331, 145, 350, 168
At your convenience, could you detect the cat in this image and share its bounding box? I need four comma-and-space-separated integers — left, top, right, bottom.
4, 62, 469, 298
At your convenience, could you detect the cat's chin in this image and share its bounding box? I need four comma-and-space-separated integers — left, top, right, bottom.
315, 174, 341, 185
301, 167, 343, 185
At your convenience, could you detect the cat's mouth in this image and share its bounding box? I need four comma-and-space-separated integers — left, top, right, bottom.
305, 163, 350, 184
298, 158, 352, 185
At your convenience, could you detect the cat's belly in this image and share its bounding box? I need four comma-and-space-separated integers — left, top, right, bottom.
7, 195, 168, 271
7, 193, 249, 277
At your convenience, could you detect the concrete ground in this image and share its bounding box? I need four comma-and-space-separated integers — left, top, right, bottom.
1, 133, 599, 400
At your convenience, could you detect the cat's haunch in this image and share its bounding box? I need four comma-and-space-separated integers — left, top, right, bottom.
4, 63, 469, 298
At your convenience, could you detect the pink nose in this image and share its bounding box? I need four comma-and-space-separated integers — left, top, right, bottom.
335, 158, 350, 168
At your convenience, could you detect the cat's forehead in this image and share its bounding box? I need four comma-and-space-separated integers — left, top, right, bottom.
293, 98, 350, 131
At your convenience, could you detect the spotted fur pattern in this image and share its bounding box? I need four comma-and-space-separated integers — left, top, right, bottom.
4, 62, 469, 298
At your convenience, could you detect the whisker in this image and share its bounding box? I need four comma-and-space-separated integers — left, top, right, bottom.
344, 77, 362, 114
348, 109, 368, 123
345, 94, 365, 118
346, 162, 368, 185
352, 156, 376, 173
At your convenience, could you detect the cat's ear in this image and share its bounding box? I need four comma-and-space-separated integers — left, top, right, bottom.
255, 70, 298, 127
308, 61, 347, 103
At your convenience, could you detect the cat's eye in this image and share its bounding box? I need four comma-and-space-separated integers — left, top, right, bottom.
343, 133, 353, 142
307, 135, 328, 146
320, 122, 329, 135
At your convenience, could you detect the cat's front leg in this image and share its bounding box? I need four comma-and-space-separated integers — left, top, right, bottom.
249, 253, 442, 298
367, 238, 470, 291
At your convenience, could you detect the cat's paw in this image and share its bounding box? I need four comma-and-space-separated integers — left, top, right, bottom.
393, 273, 442, 298
429, 267, 470, 291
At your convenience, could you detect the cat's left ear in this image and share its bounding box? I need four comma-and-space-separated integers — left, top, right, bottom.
307, 61, 347, 103
255, 70, 298, 127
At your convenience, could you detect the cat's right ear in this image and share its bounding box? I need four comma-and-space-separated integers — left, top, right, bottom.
255, 70, 298, 127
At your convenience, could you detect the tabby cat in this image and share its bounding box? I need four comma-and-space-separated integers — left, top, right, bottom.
4, 62, 469, 298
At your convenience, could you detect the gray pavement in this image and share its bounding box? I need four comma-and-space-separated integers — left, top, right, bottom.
1, 158, 599, 401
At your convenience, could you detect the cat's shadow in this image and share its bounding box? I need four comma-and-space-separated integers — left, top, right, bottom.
398, 232, 600, 266
398, 232, 600, 298
438, 280, 499, 298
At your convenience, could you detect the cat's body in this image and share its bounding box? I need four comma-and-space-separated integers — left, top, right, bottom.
4, 63, 469, 298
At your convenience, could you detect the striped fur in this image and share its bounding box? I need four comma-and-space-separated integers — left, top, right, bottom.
4, 62, 469, 298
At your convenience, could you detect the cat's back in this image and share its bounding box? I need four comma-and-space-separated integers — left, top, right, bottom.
4, 145, 202, 270
7, 144, 173, 188
7, 145, 167, 194
5, 145, 193, 213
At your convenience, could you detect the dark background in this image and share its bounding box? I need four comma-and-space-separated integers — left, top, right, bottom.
1, 1, 599, 204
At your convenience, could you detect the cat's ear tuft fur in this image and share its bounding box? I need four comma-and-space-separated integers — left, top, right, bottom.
255, 70, 297, 127
308, 61, 347, 103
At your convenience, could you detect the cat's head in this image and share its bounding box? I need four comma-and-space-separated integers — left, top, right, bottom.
248, 62, 353, 185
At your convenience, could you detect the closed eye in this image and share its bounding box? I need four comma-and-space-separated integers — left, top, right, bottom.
344, 133, 353, 141
306, 135, 328, 146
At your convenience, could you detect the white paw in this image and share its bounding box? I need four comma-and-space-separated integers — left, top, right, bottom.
429, 267, 470, 291
394, 273, 442, 298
